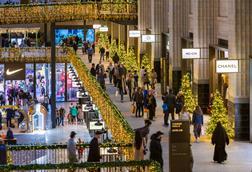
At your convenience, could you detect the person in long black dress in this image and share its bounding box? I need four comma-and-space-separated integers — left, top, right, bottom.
211, 122, 229, 163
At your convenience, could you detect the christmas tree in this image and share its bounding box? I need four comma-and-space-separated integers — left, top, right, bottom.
97, 32, 109, 50
206, 90, 234, 138
117, 42, 127, 63
109, 39, 117, 58
180, 73, 197, 113
124, 48, 138, 72
141, 53, 152, 73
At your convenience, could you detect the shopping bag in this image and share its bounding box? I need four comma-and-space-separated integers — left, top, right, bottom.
143, 108, 149, 119
201, 126, 205, 136
131, 103, 136, 114
115, 90, 119, 97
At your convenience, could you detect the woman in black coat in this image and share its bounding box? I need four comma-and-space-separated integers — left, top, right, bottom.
149, 131, 163, 169
211, 122, 229, 163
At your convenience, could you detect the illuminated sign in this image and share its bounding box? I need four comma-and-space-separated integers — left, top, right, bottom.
182, 48, 201, 59
99, 26, 108, 32
89, 121, 105, 130
129, 30, 141, 38
141, 35, 156, 43
93, 24, 101, 29
216, 60, 239, 73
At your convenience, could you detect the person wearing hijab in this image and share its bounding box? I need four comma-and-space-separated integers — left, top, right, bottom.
211, 122, 229, 163
134, 129, 144, 160
192, 105, 204, 142
149, 131, 164, 169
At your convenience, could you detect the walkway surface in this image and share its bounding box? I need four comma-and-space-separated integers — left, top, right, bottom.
80, 52, 252, 172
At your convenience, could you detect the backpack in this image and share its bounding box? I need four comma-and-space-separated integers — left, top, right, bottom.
162, 103, 169, 112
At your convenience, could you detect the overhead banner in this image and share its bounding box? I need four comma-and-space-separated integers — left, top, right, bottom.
141, 34, 156, 43
216, 60, 239, 73
129, 30, 141, 38
4, 63, 25, 80
182, 48, 201, 59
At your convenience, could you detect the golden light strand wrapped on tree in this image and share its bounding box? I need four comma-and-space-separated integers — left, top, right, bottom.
180, 73, 197, 113
206, 91, 234, 138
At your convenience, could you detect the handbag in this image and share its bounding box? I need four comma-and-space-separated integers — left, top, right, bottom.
131, 103, 136, 114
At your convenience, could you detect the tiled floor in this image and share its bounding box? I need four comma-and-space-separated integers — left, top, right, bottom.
80, 52, 252, 172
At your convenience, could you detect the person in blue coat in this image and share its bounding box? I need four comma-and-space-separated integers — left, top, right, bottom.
192, 105, 204, 142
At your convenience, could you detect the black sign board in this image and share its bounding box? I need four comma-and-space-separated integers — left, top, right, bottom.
170, 120, 191, 172
4, 63, 25, 80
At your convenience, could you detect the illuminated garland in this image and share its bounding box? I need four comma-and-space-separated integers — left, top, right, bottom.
0, 2, 137, 25
67, 49, 134, 157
7, 142, 133, 151
0, 160, 161, 172
0, 48, 69, 63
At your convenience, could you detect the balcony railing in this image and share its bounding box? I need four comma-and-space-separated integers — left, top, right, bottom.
0, 160, 161, 172
0, 2, 137, 25
7, 143, 133, 165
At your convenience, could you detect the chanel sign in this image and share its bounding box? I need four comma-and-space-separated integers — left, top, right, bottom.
216, 60, 239, 73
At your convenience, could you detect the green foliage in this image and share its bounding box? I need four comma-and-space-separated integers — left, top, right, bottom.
0, 161, 161, 172
117, 42, 127, 63
97, 32, 109, 49
141, 53, 151, 73
124, 48, 138, 72
109, 39, 117, 58
206, 91, 234, 138
180, 73, 197, 113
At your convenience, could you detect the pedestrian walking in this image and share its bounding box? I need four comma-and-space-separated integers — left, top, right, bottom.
167, 89, 176, 120
90, 63, 97, 77
59, 107, 65, 126
162, 100, 169, 126
150, 69, 157, 89
133, 87, 144, 117
211, 122, 229, 163
133, 70, 139, 90
126, 71, 133, 101
180, 106, 191, 122
87, 46, 93, 63
99, 47, 105, 61
135, 120, 152, 145
87, 131, 102, 172
67, 131, 78, 163
150, 131, 164, 170
107, 62, 114, 84
176, 91, 185, 114
147, 91, 157, 121
134, 130, 144, 161
192, 105, 204, 142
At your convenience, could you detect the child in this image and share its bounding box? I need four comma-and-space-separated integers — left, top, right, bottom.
77, 138, 84, 160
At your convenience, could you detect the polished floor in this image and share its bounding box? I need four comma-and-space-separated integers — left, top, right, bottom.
80, 52, 252, 172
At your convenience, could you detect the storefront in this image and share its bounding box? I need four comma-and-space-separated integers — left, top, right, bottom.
0, 63, 78, 103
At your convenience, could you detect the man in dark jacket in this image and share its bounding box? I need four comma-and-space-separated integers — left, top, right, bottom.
90, 63, 96, 77
150, 131, 163, 169
87, 131, 102, 163
134, 87, 144, 117
167, 89, 176, 120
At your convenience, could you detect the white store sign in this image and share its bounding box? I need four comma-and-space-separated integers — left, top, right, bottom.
141, 35, 156, 43
182, 48, 201, 59
129, 30, 141, 38
99, 26, 108, 32
93, 24, 101, 29
216, 60, 239, 73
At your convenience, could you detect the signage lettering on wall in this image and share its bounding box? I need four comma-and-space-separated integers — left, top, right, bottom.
141, 35, 156, 43
129, 30, 141, 38
182, 48, 201, 59
216, 60, 239, 73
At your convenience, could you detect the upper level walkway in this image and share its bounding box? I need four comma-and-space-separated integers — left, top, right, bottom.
0, 1, 137, 25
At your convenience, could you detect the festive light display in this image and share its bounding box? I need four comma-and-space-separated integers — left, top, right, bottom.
0, 160, 161, 172
67, 49, 134, 159
0, 48, 69, 63
206, 91, 234, 138
180, 73, 197, 113
0, 2, 137, 25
